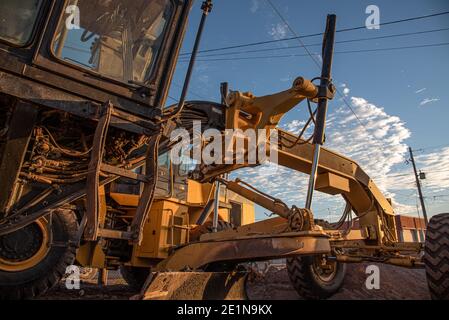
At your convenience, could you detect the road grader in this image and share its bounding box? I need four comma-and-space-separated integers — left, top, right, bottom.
0, 0, 448, 300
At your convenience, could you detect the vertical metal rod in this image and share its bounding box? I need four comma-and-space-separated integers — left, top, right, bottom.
98, 268, 108, 286
163, 0, 213, 119
305, 14, 337, 210
409, 146, 428, 225
55, 0, 80, 57
212, 82, 229, 232
305, 145, 321, 209
220, 82, 229, 106
211, 82, 230, 231
212, 181, 220, 232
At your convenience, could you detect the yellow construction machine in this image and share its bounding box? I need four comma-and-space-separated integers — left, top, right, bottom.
75, 165, 255, 288
0, 0, 447, 300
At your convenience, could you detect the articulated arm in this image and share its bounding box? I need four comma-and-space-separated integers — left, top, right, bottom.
225, 77, 318, 131
192, 78, 397, 244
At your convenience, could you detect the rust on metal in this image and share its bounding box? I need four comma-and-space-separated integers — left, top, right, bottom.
141, 272, 248, 300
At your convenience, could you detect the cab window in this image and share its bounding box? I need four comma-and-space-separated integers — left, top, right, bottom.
0, 0, 43, 46
52, 0, 174, 84
155, 152, 171, 197
178, 157, 196, 177
112, 152, 171, 197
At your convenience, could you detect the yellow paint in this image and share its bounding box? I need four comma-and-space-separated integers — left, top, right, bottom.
110, 192, 140, 207
0, 218, 51, 272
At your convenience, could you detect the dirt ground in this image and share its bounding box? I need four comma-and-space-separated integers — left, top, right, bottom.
246, 262, 430, 300
39, 262, 430, 300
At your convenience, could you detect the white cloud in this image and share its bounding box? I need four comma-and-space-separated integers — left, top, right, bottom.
416, 147, 449, 190
329, 97, 411, 192
233, 93, 416, 218
250, 0, 260, 13
281, 119, 306, 134
415, 88, 426, 94
230, 88, 449, 220
198, 74, 209, 84
269, 23, 288, 40
340, 83, 350, 96
420, 98, 440, 106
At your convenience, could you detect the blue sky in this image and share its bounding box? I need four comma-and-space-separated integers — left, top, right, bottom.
168, 0, 449, 221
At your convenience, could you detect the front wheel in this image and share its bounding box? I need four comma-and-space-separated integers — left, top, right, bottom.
0, 210, 79, 299
287, 255, 346, 300
424, 213, 449, 300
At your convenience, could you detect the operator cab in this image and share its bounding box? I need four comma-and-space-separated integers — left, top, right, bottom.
109, 151, 190, 205
0, 0, 44, 46
0, 0, 191, 115
52, 0, 172, 85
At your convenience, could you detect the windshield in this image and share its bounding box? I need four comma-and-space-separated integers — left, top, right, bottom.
0, 0, 43, 46
52, 0, 173, 84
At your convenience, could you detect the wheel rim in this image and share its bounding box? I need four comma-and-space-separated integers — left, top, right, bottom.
311, 255, 338, 283
0, 219, 51, 272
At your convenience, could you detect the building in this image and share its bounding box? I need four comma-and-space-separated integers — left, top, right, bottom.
395, 215, 426, 243
338, 214, 426, 243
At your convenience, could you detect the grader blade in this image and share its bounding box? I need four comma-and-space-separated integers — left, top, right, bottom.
140, 272, 248, 300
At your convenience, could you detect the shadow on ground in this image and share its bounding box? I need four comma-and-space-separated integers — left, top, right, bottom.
39, 262, 430, 300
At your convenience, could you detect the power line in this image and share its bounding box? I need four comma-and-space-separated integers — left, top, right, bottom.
372, 172, 411, 179
432, 194, 449, 199
394, 190, 417, 197
265, 0, 323, 68
179, 10, 449, 56
413, 143, 449, 152
181, 27, 449, 59
422, 169, 449, 174
167, 81, 210, 105
265, 0, 395, 157
371, 169, 449, 181
167, 95, 179, 103
179, 42, 449, 62
171, 81, 209, 100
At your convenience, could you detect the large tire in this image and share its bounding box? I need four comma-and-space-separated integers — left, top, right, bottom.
424, 213, 449, 300
119, 265, 151, 290
287, 255, 346, 300
0, 210, 78, 299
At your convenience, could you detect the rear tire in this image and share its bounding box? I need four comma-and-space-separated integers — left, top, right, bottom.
424, 213, 449, 300
287, 255, 346, 300
0, 210, 78, 299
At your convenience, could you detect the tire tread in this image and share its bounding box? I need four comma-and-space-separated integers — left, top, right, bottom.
424, 213, 449, 300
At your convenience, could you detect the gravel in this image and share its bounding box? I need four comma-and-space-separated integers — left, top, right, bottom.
39, 263, 430, 300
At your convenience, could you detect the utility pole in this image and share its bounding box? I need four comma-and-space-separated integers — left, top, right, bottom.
408, 146, 428, 225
